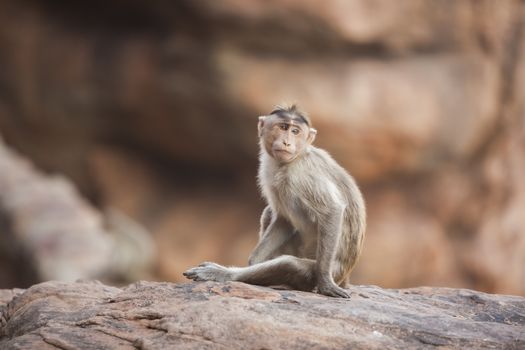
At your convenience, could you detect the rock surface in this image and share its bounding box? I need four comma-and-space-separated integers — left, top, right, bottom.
1, 281, 524, 349
0, 137, 154, 287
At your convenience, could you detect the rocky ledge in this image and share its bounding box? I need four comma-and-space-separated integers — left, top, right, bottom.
0, 281, 524, 349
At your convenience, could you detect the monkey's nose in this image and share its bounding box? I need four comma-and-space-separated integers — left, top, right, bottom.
283, 140, 291, 147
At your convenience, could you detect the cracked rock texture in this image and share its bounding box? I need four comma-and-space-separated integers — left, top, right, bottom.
1, 281, 524, 349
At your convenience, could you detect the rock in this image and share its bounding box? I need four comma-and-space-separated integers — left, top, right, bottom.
0, 290, 23, 308
194, 0, 511, 52
354, 189, 463, 288
216, 51, 499, 180
0, 138, 154, 287
88, 145, 260, 283
1, 280, 524, 349
0, 0, 510, 180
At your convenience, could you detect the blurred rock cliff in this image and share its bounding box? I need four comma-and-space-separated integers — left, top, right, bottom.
0, 0, 524, 295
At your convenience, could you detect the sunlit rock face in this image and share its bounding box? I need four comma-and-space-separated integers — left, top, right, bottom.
1, 281, 525, 349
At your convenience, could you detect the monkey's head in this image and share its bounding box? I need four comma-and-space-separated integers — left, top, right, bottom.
258, 105, 317, 163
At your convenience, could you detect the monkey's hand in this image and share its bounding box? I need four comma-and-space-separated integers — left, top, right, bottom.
183, 262, 234, 282
317, 280, 351, 298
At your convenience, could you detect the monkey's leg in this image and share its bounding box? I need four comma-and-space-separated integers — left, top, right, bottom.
183, 255, 317, 292
315, 206, 351, 298
249, 216, 299, 265
341, 277, 351, 289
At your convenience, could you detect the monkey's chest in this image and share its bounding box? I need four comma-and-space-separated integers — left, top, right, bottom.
263, 169, 316, 230
272, 188, 315, 232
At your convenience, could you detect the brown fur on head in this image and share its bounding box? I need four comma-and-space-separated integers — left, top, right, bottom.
269, 104, 312, 126
258, 105, 317, 163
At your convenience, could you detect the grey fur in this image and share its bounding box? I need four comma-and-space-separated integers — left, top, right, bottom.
184, 109, 366, 298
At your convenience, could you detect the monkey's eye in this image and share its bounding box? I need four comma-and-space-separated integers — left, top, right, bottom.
291, 128, 300, 135
279, 124, 289, 131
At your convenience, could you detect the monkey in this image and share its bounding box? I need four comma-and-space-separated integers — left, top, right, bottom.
184, 105, 366, 298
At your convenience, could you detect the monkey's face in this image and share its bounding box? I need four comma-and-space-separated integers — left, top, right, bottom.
258, 116, 316, 163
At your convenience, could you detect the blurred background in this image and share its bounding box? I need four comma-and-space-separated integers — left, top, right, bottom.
0, 0, 524, 296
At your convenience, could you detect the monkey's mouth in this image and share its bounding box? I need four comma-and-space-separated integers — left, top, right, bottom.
272, 149, 295, 162
274, 149, 291, 154
273, 149, 293, 157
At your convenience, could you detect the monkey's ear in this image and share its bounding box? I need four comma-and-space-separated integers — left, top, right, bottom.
308, 128, 317, 144
258, 116, 267, 137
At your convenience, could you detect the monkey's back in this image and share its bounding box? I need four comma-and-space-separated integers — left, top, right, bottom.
306, 148, 367, 284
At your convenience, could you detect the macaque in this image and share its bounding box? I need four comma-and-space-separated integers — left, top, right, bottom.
184, 105, 366, 298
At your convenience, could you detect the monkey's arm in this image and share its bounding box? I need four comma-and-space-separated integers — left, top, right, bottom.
248, 215, 297, 265
259, 206, 273, 238
315, 205, 350, 298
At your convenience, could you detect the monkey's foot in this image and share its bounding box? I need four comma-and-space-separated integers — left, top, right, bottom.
183, 262, 234, 283
317, 282, 351, 298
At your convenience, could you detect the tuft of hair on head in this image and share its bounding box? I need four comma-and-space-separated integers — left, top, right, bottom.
269, 104, 311, 126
